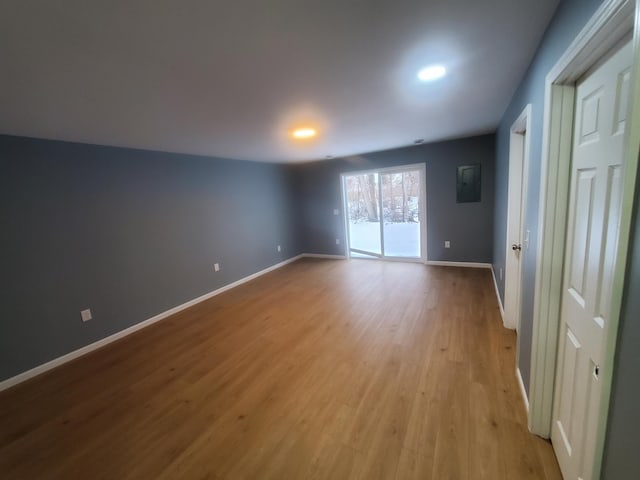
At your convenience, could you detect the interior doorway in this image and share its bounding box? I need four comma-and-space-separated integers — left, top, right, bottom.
504, 105, 531, 333
342, 164, 426, 262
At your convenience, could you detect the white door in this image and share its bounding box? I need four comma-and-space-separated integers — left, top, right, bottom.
551, 41, 632, 480
504, 106, 530, 331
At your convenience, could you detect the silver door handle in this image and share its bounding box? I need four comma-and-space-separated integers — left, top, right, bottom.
512, 244, 522, 251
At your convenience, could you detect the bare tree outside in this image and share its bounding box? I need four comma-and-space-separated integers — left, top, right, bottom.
381, 171, 420, 223
346, 174, 378, 223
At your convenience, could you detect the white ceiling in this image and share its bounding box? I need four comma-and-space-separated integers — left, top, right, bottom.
0, 0, 560, 163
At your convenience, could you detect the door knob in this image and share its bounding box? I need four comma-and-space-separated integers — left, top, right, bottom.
512, 244, 522, 251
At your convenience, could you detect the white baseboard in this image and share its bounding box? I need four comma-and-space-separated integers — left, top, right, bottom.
490, 265, 505, 321
0, 254, 305, 392
516, 367, 530, 413
302, 253, 347, 260
426, 261, 492, 269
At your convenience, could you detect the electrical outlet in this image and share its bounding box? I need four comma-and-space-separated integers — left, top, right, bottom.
499, 268, 503, 281
214, 263, 220, 272
333, 209, 340, 216
277, 245, 281, 252
336, 238, 341, 245
81, 309, 92, 322
524, 230, 531, 250
444, 240, 450, 248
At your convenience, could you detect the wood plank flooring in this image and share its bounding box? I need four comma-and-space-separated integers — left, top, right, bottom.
0, 258, 562, 479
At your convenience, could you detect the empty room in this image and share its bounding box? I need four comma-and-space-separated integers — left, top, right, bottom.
1, 0, 640, 479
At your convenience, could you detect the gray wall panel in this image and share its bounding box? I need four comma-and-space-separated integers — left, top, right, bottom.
492, 0, 604, 395
493, 0, 640, 476
0, 134, 302, 381
292, 134, 495, 263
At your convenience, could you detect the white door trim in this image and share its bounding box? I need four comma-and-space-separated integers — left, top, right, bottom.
529, 1, 639, 478
504, 104, 532, 331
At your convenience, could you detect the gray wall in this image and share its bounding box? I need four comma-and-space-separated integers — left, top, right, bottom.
292, 134, 495, 262
493, 0, 640, 476
0, 134, 302, 382
492, 0, 604, 396
601, 151, 640, 479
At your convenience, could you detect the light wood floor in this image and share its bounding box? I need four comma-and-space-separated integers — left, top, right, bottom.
0, 259, 562, 479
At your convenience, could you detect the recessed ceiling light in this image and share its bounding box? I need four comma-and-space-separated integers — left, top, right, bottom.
417, 65, 446, 82
413, 139, 424, 144
292, 127, 317, 139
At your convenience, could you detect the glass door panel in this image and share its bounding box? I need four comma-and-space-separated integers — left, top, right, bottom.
380, 170, 421, 258
344, 173, 381, 256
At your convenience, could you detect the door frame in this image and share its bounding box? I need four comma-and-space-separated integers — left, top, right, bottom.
504, 104, 532, 332
529, 0, 640, 478
341, 163, 427, 263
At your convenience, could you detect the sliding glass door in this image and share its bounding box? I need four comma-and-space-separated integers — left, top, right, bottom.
343, 164, 425, 261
